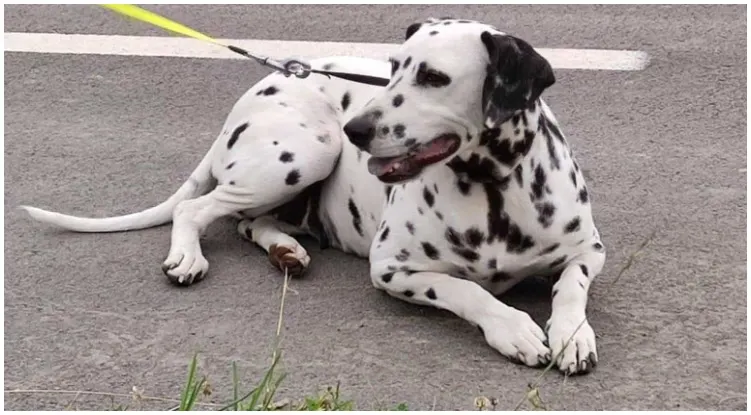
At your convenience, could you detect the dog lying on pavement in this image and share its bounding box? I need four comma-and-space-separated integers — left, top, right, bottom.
21, 18, 605, 375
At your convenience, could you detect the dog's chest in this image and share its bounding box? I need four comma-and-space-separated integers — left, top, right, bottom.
370, 159, 596, 291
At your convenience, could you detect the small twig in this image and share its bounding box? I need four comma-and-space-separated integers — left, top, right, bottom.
605, 227, 659, 295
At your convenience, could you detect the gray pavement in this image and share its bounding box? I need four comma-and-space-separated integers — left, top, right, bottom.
4, 4, 747, 411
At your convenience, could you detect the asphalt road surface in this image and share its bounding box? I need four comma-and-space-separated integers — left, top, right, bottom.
4, 5, 746, 411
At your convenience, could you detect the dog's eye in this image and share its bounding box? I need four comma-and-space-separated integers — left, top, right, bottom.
416, 66, 452, 88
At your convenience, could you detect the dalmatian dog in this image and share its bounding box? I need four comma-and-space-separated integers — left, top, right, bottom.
20, 18, 605, 376
341, 19, 605, 375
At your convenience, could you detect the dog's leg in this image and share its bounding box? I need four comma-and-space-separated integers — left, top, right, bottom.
162, 185, 283, 285
545, 249, 606, 375
370, 267, 551, 367
237, 216, 310, 277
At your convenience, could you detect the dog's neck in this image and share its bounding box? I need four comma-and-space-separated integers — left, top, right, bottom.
447, 100, 543, 185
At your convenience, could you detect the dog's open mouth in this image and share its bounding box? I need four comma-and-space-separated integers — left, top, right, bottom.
367, 133, 462, 183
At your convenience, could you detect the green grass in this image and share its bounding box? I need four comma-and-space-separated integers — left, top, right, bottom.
171, 269, 408, 411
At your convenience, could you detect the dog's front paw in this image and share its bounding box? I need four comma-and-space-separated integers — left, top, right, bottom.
162, 244, 209, 286
268, 243, 310, 278
546, 313, 597, 375
480, 308, 551, 367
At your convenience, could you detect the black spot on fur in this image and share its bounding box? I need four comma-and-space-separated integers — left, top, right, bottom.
423, 186, 435, 207
446, 153, 498, 183
256, 86, 278, 96
227, 123, 249, 149
429, 30, 439, 35
452, 247, 479, 262
579, 187, 589, 203
285, 170, 300, 186
381, 273, 393, 283
465, 227, 484, 248
380, 125, 390, 136
425, 288, 437, 300
541, 243, 560, 255
396, 249, 410, 262
228, 180, 235, 185
564, 216, 581, 233
578, 281, 585, 289
404, 138, 417, 147
433, 184, 439, 194
488, 259, 497, 269
531, 164, 547, 200
417, 207, 424, 215
536, 202, 556, 228
403, 56, 412, 68
226, 162, 236, 169
422, 242, 440, 260
580, 264, 589, 277
341, 92, 351, 111
403, 290, 414, 297
445, 227, 463, 246
317, 134, 330, 143
491, 271, 512, 282
569, 169, 577, 187
279, 151, 294, 163
484, 183, 505, 244
435, 211, 444, 221
273, 141, 278, 145
348, 198, 364, 237
514, 164, 524, 187
322, 63, 335, 70
384, 185, 393, 199
393, 124, 406, 139
550, 255, 567, 268
392, 94, 404, 107
593, 242, 604, 251
405, 221, 415, 235
379, 226, 390, 242
457, 180, 471, 195
390, 59, 400, 76
299, 122, 307, 128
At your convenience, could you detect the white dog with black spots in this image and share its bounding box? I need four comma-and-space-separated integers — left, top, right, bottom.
21, 18, 605, 376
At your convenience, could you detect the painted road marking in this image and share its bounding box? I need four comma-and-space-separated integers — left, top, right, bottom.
4, 32, 650, 71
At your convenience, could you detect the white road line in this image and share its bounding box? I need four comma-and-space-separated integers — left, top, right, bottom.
4, 32, 650, 71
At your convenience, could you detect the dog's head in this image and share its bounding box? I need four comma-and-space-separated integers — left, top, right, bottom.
344, 18, 555, 183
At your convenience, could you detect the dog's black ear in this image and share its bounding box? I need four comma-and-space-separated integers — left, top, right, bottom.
405, 22, 422, 40
480, 32, 555, 126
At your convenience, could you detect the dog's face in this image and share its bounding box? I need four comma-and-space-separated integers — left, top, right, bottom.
344, 18, 555, 184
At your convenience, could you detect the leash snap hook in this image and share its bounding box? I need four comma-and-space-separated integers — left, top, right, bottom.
280, 58, 312, 79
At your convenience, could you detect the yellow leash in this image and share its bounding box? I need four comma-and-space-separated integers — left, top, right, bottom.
98, 4, 390, 86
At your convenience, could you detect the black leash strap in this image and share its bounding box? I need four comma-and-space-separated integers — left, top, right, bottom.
227, 45, 391, 87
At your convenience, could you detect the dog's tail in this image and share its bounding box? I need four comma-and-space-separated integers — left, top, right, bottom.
19, 142, 218, 233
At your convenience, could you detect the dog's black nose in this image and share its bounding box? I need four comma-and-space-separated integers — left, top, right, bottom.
343, 116, 375, 149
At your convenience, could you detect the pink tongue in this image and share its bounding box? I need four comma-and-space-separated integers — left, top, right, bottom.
367, 155, 409, 176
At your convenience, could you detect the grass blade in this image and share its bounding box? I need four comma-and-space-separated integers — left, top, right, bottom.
231, 362, 239, 411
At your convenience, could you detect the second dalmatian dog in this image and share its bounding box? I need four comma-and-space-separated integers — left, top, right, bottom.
21, 18, 605, 375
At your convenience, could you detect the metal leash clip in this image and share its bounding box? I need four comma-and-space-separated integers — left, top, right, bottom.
278, 57, 313, 79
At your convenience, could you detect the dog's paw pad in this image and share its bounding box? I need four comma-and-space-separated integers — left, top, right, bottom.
269, 243, 309, 277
